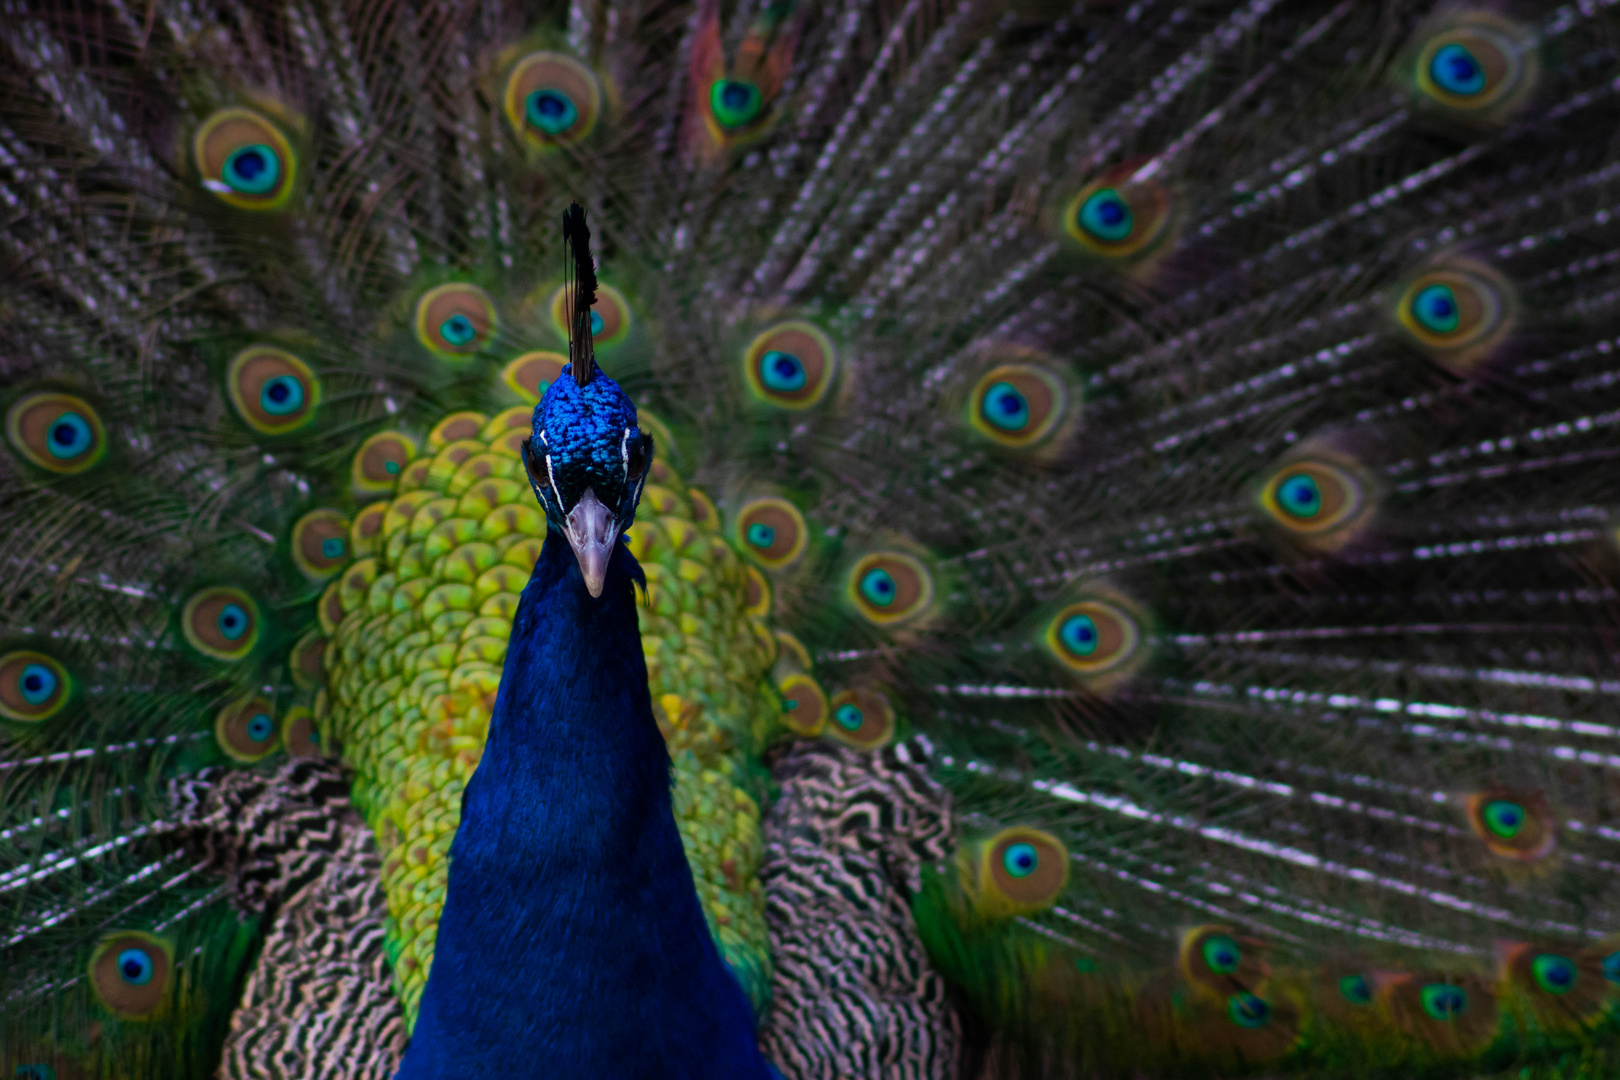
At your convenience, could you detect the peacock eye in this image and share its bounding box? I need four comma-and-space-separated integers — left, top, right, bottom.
547, 283, 631, 347
744, 323, 836, 408
736, 498, 807, 569
1395, 266, 1508, 369
969, 364, 1067, 448
1045, 600, 1140, 675
1061, 165, 1173, 260
0, 651, 71, 723
90, 933, 171, 1017
980, 827, 1069, 915
1420, 982, 1468, 1021
825, 688, 895, 749
291, 508, 351, 580
848, 553, 933, 626
1413, 20, 1529, 113
282, 706, 321, 758
1483, 798, 1523, 838
1338, 974, 1373, 1006
503, 352, 568, 404
504, 53, 601, 149
709, 79, 764, 130
1258, 460, 1366, 537
1202, 935, 1242, 975
351, 430, 418, 496
1603, 949, 1620, 984
1466, 788, 1555, 861
194, 108, 297, 210
216, 695, 280, 761
416, 284, 497, 358
228, 346, 319, 434
1531, 953, 1577, 996
1227, 993, 1272, 1029
182, 587, 261, 661
6, 392, 107, 474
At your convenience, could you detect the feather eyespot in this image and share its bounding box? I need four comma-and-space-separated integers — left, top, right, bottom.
89, 932, 171, 1018
417, 284, 497, 358
547, 283, 630, 348
1227, 993, 1272, 1029
1258, 460, 1367, 538
849, 553, 932, 626
1045, 600, 1139, 675
216, 695, 280, 761
827, 688, 895, 749
1395, 264, 1512, 374
969, 364, 1066, 448
289, 630, 328, 690
503, 351, 568, 404
974, 827, 1069, 916
1338, 974, 1374, 1006
709, 79, 764, 130
1062, 164, 1172, 260
778, 673, 828, 737
428, 412, 489, 451
281, 706, 321, 758
743, 565, 772, 616
1466, 788, 1555, 861
194, 108, 297, 210
226, 346, 318, 434
503, 52, 602, 150
181, 587, 261, 661
291, 509, 351, 580
6, 392, 107, 474
736, 498, 807, 569
352, 431, 418, 497
1180, 925, 1269, 1000
0, 651, 71, 723
743, 323, 836, 409
1413, 18, 1533, 116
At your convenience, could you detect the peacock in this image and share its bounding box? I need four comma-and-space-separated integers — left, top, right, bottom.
4, 0, 1620, 1077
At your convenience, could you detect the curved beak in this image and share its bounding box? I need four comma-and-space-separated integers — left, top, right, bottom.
564, 487, 619, 598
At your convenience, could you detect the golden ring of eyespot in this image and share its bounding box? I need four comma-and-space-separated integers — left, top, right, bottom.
969, 364, 1066, 447
847, 551, 933, 626
1258, 459, 1366, 537
193, 107, 298, 211
5, 392, 107, 474
1045, 599, 1140, 675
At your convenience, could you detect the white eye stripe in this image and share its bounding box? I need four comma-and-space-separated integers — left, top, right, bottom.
620, 428, 632, 475
544, 453, 563, 506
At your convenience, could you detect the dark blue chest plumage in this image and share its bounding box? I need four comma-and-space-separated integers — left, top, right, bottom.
395, 538, 770, 1080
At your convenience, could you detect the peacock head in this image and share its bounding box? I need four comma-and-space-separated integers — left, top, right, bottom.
521, 368, 652, 599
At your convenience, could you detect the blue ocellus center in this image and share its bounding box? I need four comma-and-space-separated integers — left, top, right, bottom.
222, 144, 281, 195
247, 713, 275, 743
260, 375, 305, 416
1483, 798, 1524, 838
760, 350, 806, 393
1421, 983, 1468, 1020
746, 523, 776, 549
1277, 473, 1321, 519
860, 568, 896, 606
47, 413, 92, 458
983, 382, 1029, 431
117, 948, 154, 985
321, 537, 346, 559
218, 603, 248, 641
1430, 43, 1486, 96
441, 314, 477, 347
1413, 283, 1460, 334
1001, 841, 1038, 878
20, 663, 56, 704
1060, 613, 1098, 657
1078, 189, 1134, 243
525, 89, 579, 136
833, 703, 863, 732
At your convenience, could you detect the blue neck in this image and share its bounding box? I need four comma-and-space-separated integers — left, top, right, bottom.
396, 535, 770, 1080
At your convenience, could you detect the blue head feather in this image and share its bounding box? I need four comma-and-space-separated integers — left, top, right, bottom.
525, 365, 652, 534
